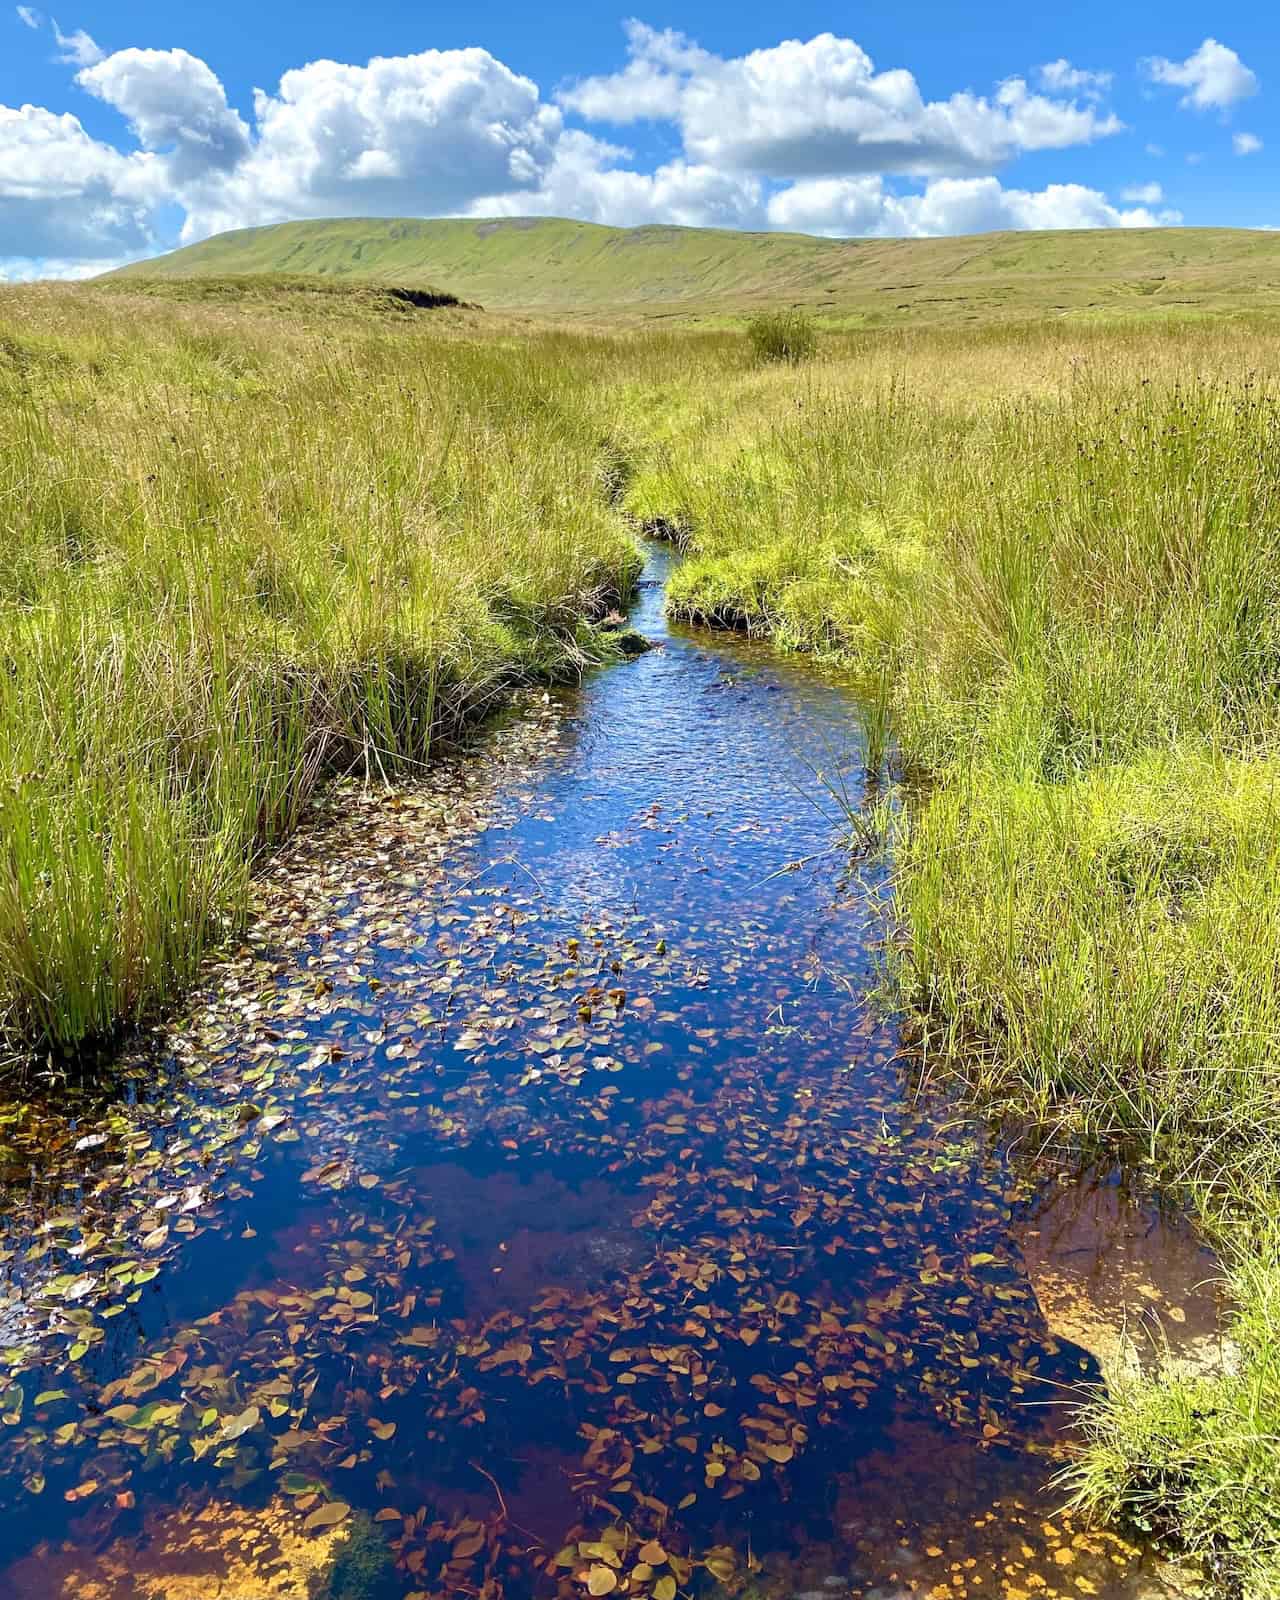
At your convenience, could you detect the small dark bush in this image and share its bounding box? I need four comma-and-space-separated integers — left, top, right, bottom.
746, 310, 817, 364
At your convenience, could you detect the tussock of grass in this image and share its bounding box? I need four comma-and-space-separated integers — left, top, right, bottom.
900, 750, 1280, 1175
633, 317, 1280, 1593
746, 309, 817, 364
1070, 1219, 1280, 1578
0, 287, 644, 1060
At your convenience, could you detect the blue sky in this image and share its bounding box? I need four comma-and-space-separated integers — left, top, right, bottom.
1, 0, 1273, 277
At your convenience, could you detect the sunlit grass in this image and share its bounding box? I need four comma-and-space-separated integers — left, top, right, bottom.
0, 286, 666, 1059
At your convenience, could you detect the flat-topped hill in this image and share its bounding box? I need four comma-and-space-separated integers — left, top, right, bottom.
106, 217, 1280, 326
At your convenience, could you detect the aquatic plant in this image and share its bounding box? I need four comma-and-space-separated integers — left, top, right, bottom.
312, 1514, 398, 1600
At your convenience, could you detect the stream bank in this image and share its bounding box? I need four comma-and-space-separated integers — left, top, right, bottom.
0, 547, 1218, 1600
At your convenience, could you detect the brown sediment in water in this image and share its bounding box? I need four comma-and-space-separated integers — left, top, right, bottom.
1014, 1176, 1234, 1382
6, 1494, 345, 1599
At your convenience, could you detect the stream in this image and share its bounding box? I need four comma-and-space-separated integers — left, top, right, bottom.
0, 546, 1223, 1599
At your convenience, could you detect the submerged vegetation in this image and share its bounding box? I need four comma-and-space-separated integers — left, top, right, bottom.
3, 266, 1280, 1591
313, 1514, 398, 1600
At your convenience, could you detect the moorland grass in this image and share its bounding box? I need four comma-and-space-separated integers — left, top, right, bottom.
0, 284, 672, 1059
621, 316, 1280, 1593
108, 216, 1280, 327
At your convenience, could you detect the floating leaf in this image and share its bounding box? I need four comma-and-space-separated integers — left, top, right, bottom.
493, 1340, 532, 1365
281, 1473, 325, 1497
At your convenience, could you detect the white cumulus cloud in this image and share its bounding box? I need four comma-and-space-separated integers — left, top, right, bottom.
0, 253, 129, 281
79, 49, 250, 178
561, 23, 1123, 179
182, 48, 562, 239
472, 131, 764, 229
1233, 131, 1263, 155
15, 6, 39, 27
1121, 182, 1164, 203
767, 176, 1181, 237
0, 102, 157, 264
1144, 38, 1258, 111
1, 22, 1193, 272
1037, 60, 1113, 100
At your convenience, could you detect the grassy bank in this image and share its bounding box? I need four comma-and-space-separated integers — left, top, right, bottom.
620, 316, 1280, 1593
0, 282, 660, 1060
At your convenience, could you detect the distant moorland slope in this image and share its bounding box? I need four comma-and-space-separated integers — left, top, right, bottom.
106, 216, 1280, 325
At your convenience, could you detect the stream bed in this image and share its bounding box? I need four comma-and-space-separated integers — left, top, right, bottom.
0, 548, 1225, 1599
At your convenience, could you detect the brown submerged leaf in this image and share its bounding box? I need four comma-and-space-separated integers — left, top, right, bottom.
303, 1501, 350, 1532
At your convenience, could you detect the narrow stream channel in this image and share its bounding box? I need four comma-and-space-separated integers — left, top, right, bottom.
0, 548, 1220, 1599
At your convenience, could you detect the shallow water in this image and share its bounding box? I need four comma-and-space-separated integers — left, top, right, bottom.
0, 548, 1218, 1599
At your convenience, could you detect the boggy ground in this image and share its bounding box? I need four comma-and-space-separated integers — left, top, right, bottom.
1, 281, 1276, 1591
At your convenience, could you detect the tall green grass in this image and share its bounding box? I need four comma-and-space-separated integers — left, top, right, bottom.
627, 323, 1280, 1593
0, 286, 652, 1058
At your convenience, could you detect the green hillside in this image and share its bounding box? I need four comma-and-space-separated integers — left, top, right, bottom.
106, 216, 1280, 326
